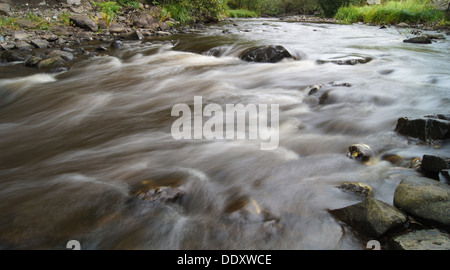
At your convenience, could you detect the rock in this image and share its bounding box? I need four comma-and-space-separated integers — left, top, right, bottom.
30, 39, 49, 49
1, 42, 15, 50
1, 50, 25, 62
13, 30, 29, 40
110, 40, 123, 49
381, 154, 421, 168
390, 229, 450, 250
346, 144, 373, 162
394, 175, 450, 226
15, 19, 37, 29
37, 56, 66, 69
158, 21, 170, 31
423, 34, 446, 40
397, 22, 409, 28
329, 197, 408, 238
69, 15, 98, 32
123, 30, 144, 40
240, 45, 294, 63
155, 31, 171, 36
403, 36, 432, 44
109, 23, 126, 34
14, 41, 34, 50
316, 56, 373, 65
0, 3, 10, 16
47, 50, 74, 61
439, 170, 450, 185
135, 186, 185, 204
421, 155, 450, 180
24, 56, 43, 67
95, 45, 109, 52
395, 116, 450, 142
336, 182, 372, 198
131, 12, 158, 29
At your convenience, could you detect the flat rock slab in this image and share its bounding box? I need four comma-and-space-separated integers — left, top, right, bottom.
394, 175, 450, 226
391, 229, 450, 250
329, 197, 407, 238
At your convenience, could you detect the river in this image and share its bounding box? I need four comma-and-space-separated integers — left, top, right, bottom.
0, 18, 449, 250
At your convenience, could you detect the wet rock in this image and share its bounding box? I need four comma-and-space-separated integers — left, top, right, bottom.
135, 186, 185, 204
110, 40, 123, 49
1, 42, 15, 50
37, 56, 66, 69
240, 45, 294, 63
123, 30, 144, 40
95, 45, 109, 52
381, 154, 421, 169
69, 15, 98, 32
306, 84, 324, 95
109, 23, 126, 34
346, 144, 373, 162
421, 155, 450, 180
1, 50, 25, 62
394, 175, 450, 226
395, 116, 450, 142
337, 182, 372, 198
397, 22, 409, 28
15, 41, 34, 50
439, 170, 450, 185
316, 56, 373, 65
47, 50, 74, 61
30, 39, 50, 49
329, 197, 408, 238
390, 229, 450, 250
403, 36, 432, 44
423, 34, 445, 40
24, 56, 43, 67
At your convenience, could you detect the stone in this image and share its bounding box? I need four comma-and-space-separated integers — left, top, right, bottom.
1, 50, 25, 62
336, 182, 372, 198
131, 12, 157, 29
421, 155, 449, 179
24, 56, 43, 67
37, 56, 66, 69
69, 15, 98, 32
0, 3, 10, 16
47, 50, 74, 61
123, 30, 144, 40
135, 186, 185, 204
316, 56, 373, 65
13, 31, 29, 40
395, 116, 450, 142
439, 170, 450, 185
0, 42, 15, 50
30, 38, 49, 49
110, 40, 123, 49
15, 41, 34, 50
394, 175, 450, 226
346, 144, 373, 162
329, 197, 407, 238
397, 22, 409, 28
390, 229, 450, 250
403, 36, 432, 44
240, 45, 294, 63
109, 23, 126, 34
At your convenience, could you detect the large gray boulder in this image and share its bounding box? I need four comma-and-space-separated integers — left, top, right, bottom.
390, 229, 450, 250
329, 197, 408, 238
394, 176, 450, 225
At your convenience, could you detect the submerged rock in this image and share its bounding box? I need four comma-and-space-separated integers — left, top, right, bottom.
135, 186, 185, 204
329, 197, 407, 238
390, 229, 450, 250
395, 115, 450, 142
110, 40, 123, 49
240, 45, 294, 63
394, 175, 450, 226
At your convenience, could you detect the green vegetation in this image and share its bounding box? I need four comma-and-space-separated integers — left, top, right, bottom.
226, 0, 321, 16
92, 1, 122, 25
335, 0, 448, 25
226, 9, 258, 18
318, 0, 350, 17
156, 0, 227, 23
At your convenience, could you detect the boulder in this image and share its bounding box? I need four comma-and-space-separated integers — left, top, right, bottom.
240, 45, 294, 63
30, 38, 50, 49
13, 30, 29, 40
403, 36, 432, 44
329, 197, 407, 238
390, 229, 450, 250
395, 115, 450, 142
346, 144, 373, 162
1, 51, 25, 62
47, 50, 74, 61
394, 175, 450, 226
37, 56, 66, 69
110, 40, 123, 49
24, 56, 43, 67
131, 12, 158, 29
15, 41, 34, 50
109, 23, 126, 34
14, 19, 37, 29
69, 15, 98, 32
0, 3, 10, 16
421, 155, 450, 180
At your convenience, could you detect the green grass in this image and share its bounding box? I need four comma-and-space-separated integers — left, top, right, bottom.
226, 9, 259, 18
163, 3, 193, 24
335, 0, 447, 25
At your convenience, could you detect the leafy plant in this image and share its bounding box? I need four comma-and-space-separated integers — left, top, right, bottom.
92, 1, 121, 25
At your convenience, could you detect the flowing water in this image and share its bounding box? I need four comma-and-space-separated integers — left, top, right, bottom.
0, 18, 449, 250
